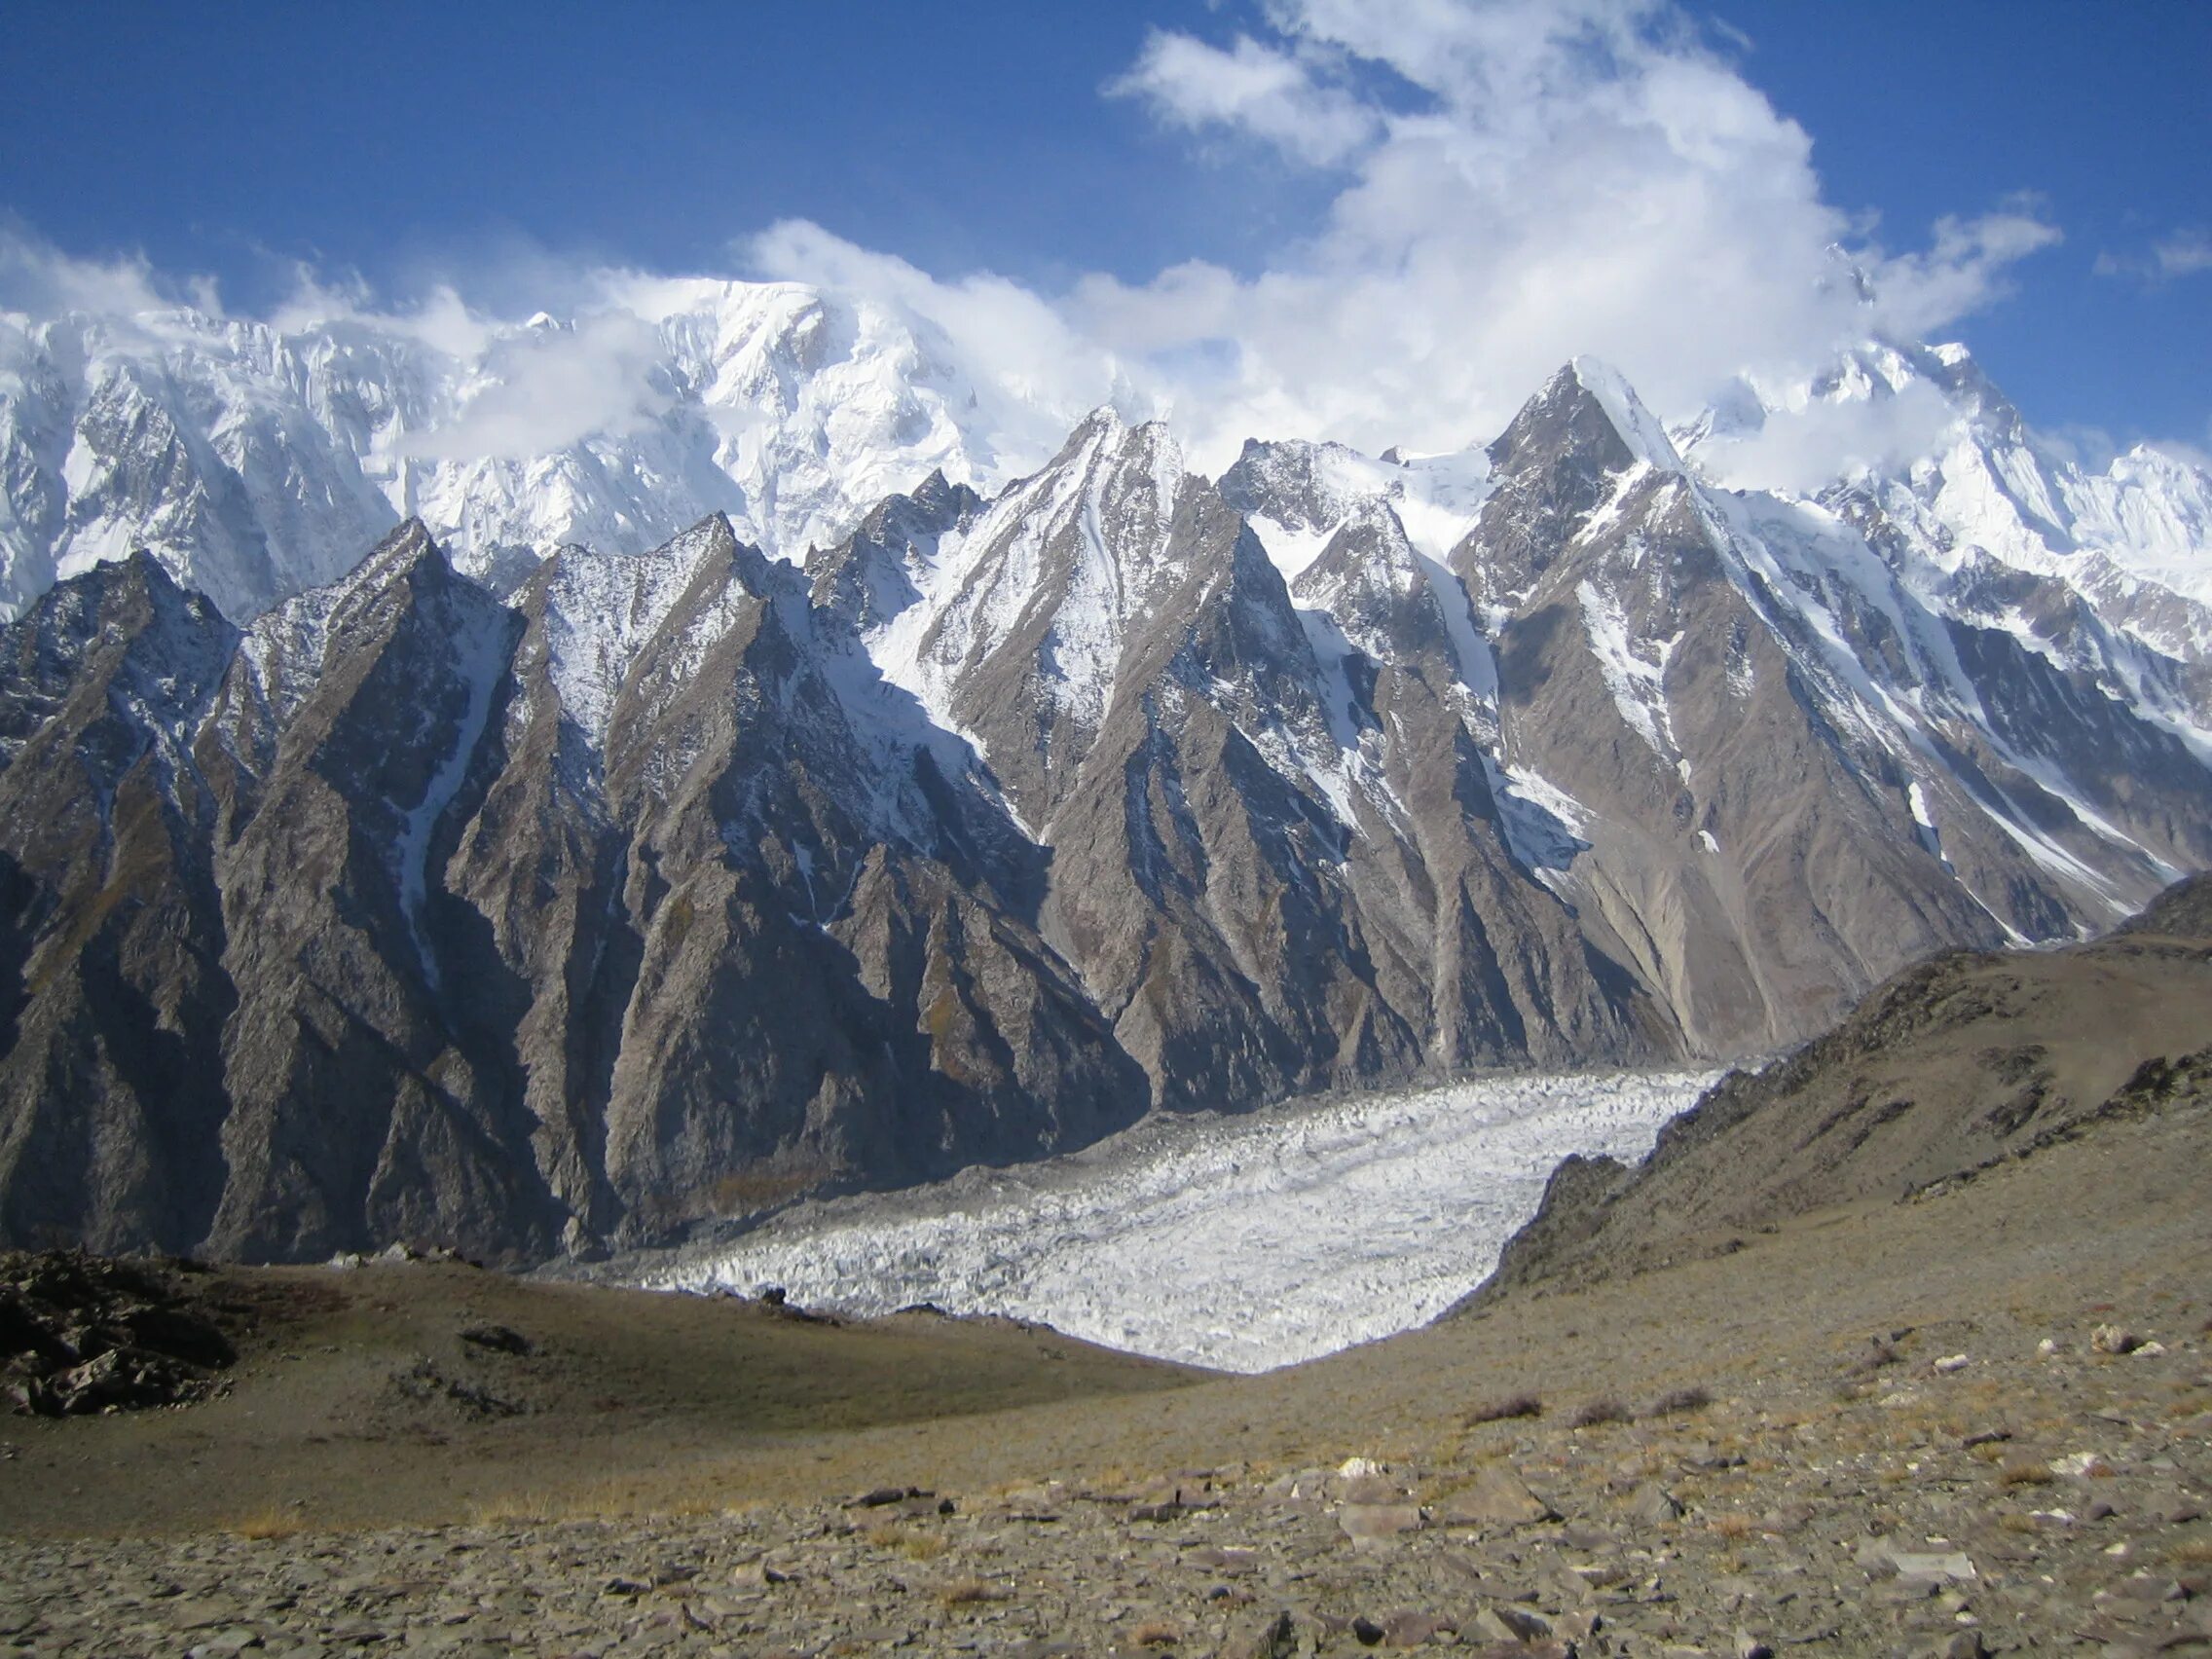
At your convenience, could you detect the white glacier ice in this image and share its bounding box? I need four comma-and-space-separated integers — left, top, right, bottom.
638, 1068, 1718, 1374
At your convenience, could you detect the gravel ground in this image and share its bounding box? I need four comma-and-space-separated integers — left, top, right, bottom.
2, 1088, 2204, 1656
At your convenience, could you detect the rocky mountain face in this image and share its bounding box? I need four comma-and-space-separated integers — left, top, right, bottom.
0, 337, 2206, 1262
0, 515, 1146, 1261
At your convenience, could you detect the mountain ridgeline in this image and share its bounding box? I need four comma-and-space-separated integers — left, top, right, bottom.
2, 353, 2208, 1262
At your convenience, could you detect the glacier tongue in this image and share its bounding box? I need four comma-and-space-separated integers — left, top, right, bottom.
638, 1070, 1718, 1373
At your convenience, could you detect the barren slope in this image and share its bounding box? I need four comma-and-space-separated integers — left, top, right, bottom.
1463, 873, 2212, 1309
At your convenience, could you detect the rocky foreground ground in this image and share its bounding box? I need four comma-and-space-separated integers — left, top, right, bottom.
5, 1083, 2209, 1659
4, 899, 2208, 1657
2, 1302, 2206, 1658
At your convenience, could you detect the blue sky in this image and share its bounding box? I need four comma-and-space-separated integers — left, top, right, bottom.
3, 1, 2206, 458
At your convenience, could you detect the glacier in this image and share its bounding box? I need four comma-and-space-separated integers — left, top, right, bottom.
633, 1069, 1719, 1374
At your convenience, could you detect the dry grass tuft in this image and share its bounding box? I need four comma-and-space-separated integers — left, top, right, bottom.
1999, 1460, 2053, 1488
938, 1577, 1002, 1608
226, 1505, 306, 1541
864, 1523, 948, 1561
1646, 1385, 1714, 1418
1708, 1511, 1754, 1539
1568, 1397, 1633, 1430
1132, 1622, 1181, 1646
467, 1491, 566, 1525
2170, 1537, 2212, 1567
1466, 1392, 1543, 1425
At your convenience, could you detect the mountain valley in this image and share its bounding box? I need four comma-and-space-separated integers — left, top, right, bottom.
3, 876, 2205, 1656
11, 5, 2212, 1652
2, 289, 2210, 1261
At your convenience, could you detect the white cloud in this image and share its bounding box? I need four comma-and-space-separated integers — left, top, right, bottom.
0, 2, 2091, 482
743, 219, 1143, 468
1107, 30, 1381, 165
1069, 0, 2065, 467
1699, 378, 1960, 495
0, 224, 216, 321
2041, 422, 2122, 473
2147, 438, 2212, 472
268, 265, 494, 363
2095, 229, 2212, 283
2144, 415, 2212, 473
2162, 234, 2212, 277
398, 310, 672, 461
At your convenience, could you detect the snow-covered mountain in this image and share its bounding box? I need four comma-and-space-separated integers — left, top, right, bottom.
0, 279, 1106, 623
0, 302, 2207, 1264
1234, 355, 2212, 1051
1680, 341, 2212, 686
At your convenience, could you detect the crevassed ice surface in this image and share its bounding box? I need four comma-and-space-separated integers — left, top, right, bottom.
642, 1069, 1717, 1374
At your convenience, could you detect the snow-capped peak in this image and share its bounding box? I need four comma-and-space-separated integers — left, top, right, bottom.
536, 513, 743, 747
0, 274, 1117, 625
1676, 337, 2212, 645
1569, 355, 1683, 472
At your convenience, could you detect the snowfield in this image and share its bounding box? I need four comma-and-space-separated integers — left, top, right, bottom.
638, 1069, 1719, 1374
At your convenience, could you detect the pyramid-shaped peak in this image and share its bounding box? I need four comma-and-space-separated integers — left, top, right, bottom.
1069, 402, 1183, 450
62, 547, 196, 615
1489, 360, 1679, 478
902, 467, 985, 526
1567, 357, 1682, 471
1069, 403, 1130, 444
673, 508, 742, 550
13, 546, 200, 645
381, 516, 441, 556
1043, 406, 1188, 489
639, 511, 752, 579
334, 517, 451, 599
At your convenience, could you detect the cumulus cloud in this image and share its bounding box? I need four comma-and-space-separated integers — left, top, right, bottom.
1068, 0, 2063, 466
1107, 30, 1381, 165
